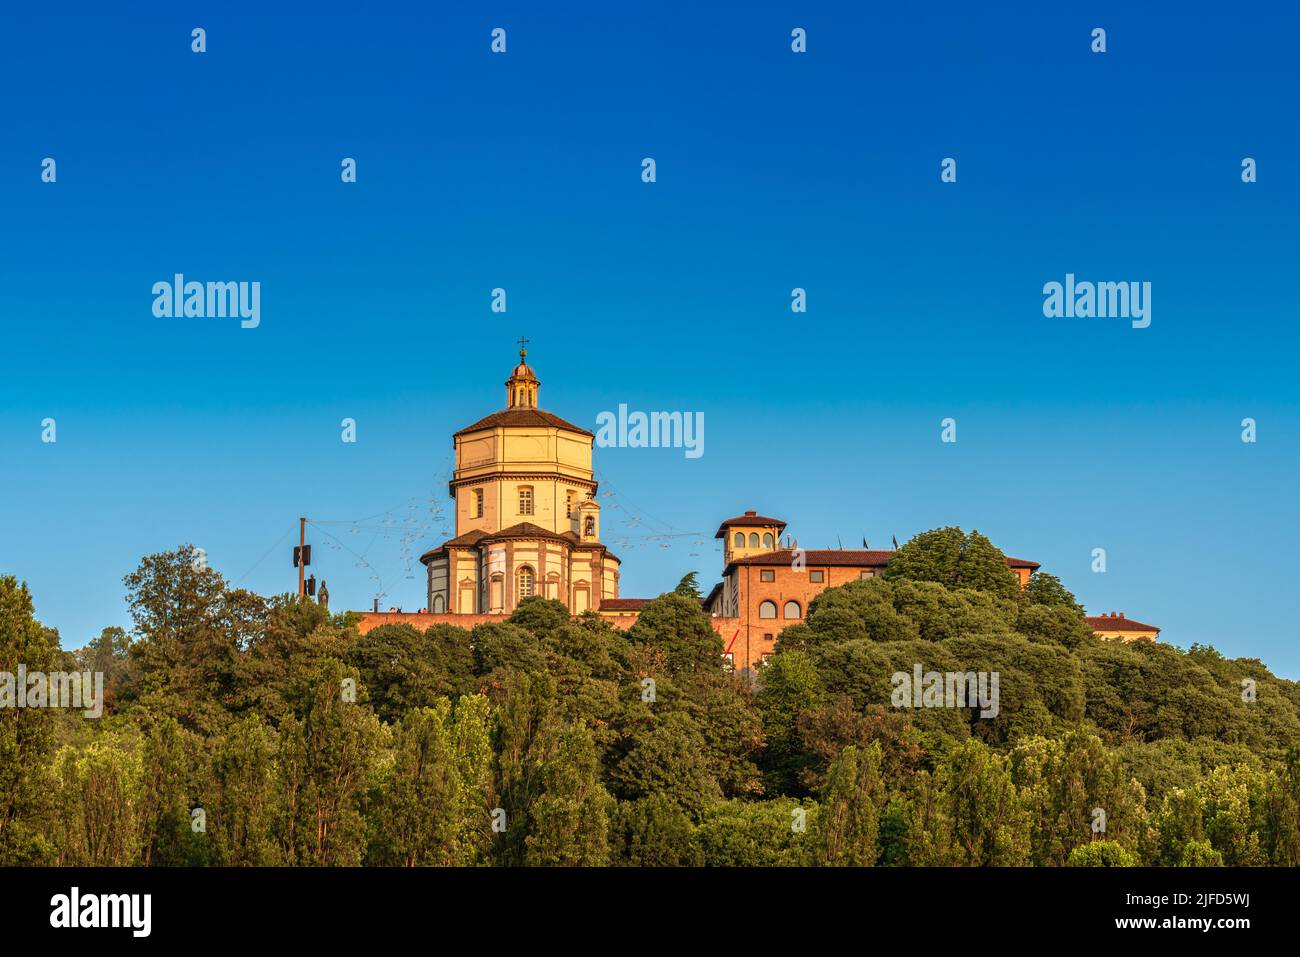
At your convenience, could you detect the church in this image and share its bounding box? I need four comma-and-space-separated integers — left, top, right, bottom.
354, 346, 1158, 673
418, 346, 620, 616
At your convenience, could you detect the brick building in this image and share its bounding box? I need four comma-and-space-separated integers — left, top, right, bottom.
690, 511, 1040, 672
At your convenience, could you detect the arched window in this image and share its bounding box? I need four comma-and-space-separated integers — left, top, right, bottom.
748, 533, 760, 548
584, 516, 595, 537
783, 600, 801, 619
759, 600, 777, 619
734, 532, 745, 548
518, 566, 535, 600
432, 594, 445, 613
762, 532, 774, 548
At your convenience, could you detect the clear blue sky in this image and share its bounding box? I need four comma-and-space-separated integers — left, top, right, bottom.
2, 2, 1297, 674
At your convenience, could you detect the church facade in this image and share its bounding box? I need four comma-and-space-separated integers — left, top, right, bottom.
418, 349, 620, 616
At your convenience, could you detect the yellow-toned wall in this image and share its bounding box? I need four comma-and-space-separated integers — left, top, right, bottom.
453, 425, 595, 537
455, 427, 593, 480
721, 525, 782, 564
1092, 628, 1158, 643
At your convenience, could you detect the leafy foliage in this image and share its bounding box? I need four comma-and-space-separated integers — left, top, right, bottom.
7, 533, 1300, 867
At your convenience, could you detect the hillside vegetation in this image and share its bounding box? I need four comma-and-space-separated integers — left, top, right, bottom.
3, 528, 1298, 867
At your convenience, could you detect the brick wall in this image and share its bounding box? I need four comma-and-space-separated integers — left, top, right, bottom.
353, 610, 753, 670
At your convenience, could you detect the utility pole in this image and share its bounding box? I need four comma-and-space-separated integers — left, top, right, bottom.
292, 517, 311, 598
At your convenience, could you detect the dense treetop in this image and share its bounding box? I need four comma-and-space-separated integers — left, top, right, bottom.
3, 528, 1298, 867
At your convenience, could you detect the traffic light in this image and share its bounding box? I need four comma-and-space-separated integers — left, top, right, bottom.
293, 544, 312, 567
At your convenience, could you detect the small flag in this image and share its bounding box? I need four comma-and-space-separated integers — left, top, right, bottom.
892, 535, 899, 550
862, 536, 869, 549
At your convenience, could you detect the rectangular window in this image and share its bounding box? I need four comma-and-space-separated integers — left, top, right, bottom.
760, 569, 775, 582
761, 653, 773, 664
473, 489, 484, 518
810, 570, 824, 583
519, 487, 534, 516
860, 570, 877, 579
763, 633, 774, 641
565, 491, 574, 517
722, 652, 735, 673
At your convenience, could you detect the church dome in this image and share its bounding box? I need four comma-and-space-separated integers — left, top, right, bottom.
504, 341, 541, 408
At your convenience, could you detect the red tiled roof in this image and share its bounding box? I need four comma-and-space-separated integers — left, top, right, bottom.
454, 408, 591, 437
420, 522, 619, 563
484, 521, 570, 542
724, 548, 1039, 575
1085, 613, 1160, 633
714, 511, 788, 538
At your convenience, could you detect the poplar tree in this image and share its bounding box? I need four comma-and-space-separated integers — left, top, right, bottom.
815, 743, 884, 866
0, 576, 58, 864
523, 724, 611, 866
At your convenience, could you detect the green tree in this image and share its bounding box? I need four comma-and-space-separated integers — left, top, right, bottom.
1066, 841, 1137, 866
884, 527, 965, 586
52, 734, 144, 866
207, 714, 281, 865
1024, 572, 1084, 613
626, 593, 723, 678
140, 715, 211, 865
905, 739, 1030, 866
1261, 747, 1300, 865
884, 527, 1019, 600
74, 626, 132, 713
345, 623, 446, 724
0, 576, 59, 864
955, 531, 1022, 600
369, 696, 495, 865
122, 546, 262, 732
674, 572, 702, 599
693, 798, 819, 866
523, 724, 612, 866
609, 711, 722, 818
1178, 840, 1223, 866
814, 743, 884, 866
472, 622, 547, 678
756, 651, 824, 793
1009, 731, 1146, 866
276, 659, 385, 866
796, 700, 923, 794
611, 795, 701, 866
507, 596, 573, 637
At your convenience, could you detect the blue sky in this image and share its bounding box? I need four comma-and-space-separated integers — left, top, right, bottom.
2, 2, 1298, 674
